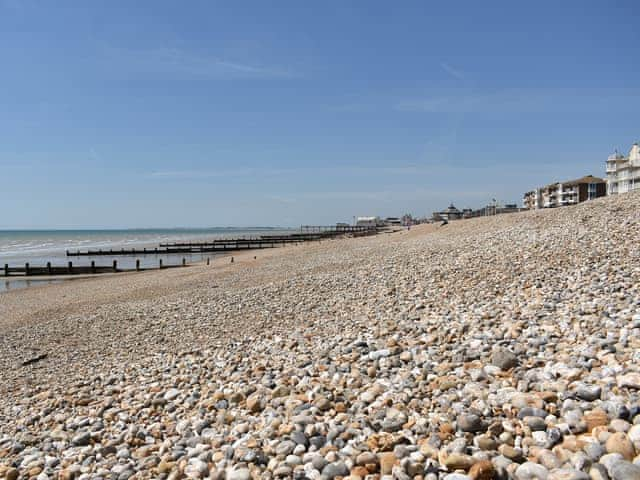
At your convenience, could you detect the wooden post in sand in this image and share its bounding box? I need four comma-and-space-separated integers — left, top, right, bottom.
4, 264, 9, 277
25, 263, 30, 276
206, 257, 210, 266
91, 261, 96, 274
136, 259, 140, 271
112, 260, 117, 272
159, 259, 163, 269
47, 262, 52, 275
68, 261, 73, 274
182, 258, 186, 267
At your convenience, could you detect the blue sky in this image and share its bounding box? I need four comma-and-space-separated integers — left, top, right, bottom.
1, 0, 639, 228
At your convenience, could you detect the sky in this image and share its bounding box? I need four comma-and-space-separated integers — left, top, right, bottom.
1, 0, 639, 228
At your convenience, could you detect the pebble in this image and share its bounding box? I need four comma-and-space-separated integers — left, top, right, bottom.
605, 432, 636, 460
491, 347, 518, 370
458, 413, 484, 433
609, 461, 640, 480
226, 467, 252, 480
515, 461, 549, 480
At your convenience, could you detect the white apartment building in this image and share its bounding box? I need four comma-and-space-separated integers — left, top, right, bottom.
606, 142, 640, 195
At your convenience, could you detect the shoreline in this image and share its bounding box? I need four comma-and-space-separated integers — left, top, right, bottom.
0, 239, 310, 331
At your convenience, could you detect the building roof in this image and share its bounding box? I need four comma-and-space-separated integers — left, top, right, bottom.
443, 203, 460, 213
563, 175, 605, 186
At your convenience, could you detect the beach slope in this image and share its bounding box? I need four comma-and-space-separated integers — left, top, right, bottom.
1, 192, 639, 479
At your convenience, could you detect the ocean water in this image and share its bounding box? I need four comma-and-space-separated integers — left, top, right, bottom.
0, 228, 292, 293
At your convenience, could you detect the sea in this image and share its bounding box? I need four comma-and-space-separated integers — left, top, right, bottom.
0, 228, 292, 293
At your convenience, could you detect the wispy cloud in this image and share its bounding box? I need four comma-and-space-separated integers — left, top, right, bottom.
441, 62, 465, 80
102, 47, 298, 80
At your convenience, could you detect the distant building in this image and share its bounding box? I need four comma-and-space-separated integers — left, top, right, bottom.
464, 202, 522, 217
606, 142, 640, 195
384, 217, 402, 227
523, 175, 606, 209
400, 214, 415, 226
356, 216, 382, 227
523, 189, 541, 210
432, 203, 463, 222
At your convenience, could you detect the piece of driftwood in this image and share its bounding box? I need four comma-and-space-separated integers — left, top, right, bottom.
21, 353, 48, 366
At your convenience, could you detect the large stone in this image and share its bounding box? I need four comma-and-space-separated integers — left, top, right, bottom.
584, 410, 609, 432
458, 413, 483, 433
444, 453, 475, 471
322, 461, 350, 479
275, 440, 296, 456
379, 452, 396, 475
226, 468, 251, 480
617, 373, 640, 389
575, 384, 601, 402
546, 469, 589, 480
5, 469, 18, 480
605, 432, 636, 460
71, 432, 91, 446
246, 394, 263, 413
468, 460, 496, 480
164, 388, 181, 401
609, 460, 640, 480
491, 347, 518, 370
515, 461, 549, 480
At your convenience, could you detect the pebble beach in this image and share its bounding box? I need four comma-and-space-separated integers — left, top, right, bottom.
1, 192, 640, 480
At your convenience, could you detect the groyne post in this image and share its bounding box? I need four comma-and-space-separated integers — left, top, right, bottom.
68, 261, 73, 274
91, 261, 96, 274
25, 263, 30, 276
4, 264, 8, 277
136, 259, 140, 271
47, 262, 52, 275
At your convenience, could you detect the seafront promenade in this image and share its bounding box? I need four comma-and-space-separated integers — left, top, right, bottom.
1, 192, 639, 479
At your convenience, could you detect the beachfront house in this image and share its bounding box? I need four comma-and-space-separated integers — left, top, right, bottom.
606, 142, 640, 195
523, 175, 606, 209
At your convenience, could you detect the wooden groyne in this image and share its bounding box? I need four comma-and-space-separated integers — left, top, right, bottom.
66, 242, 282, 257
3, 259, 192, 277
67, 226, 380, 257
